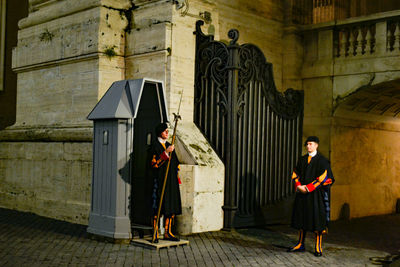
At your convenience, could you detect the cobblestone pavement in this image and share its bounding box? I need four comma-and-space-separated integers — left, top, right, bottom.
0, 208, 398, 267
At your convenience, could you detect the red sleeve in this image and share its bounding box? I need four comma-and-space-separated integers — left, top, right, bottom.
151, 151, 169, 168
305, 170, 329, 192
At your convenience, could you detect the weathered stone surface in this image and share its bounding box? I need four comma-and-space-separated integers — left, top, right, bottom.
330, 119, 400, 220
0, 142, 92, 224
14, 60, 99, 127
333, 73, 375, 102
177, 164, 224, 234
301, 17, 400, 220
175, 122, 224, 234
217, 2, 285, 91
14, 8, 101, 69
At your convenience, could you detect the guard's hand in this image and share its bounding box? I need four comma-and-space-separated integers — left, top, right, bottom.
296, 185, 307, 194
166, 145, 175, 153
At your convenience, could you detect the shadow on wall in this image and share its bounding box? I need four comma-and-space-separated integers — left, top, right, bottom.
119, 151, 153, 227
235, 173, 265, 227
338, 202, 350, 220
235, 173, 295, 227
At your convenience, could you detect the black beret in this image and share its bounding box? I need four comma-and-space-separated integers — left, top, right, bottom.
304, 136, 319, 146
155, 122, 168, 137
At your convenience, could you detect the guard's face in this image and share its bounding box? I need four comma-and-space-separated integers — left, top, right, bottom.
306, 141, 318, 153
160, 129, 169, 140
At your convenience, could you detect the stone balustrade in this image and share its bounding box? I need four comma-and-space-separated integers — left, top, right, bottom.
335, 23, 375, 57
335, 15, 400, 58
301, 10, 400, 68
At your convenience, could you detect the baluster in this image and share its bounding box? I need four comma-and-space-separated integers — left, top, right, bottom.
349, 28, 355, 56
328, 0, 333, 21
339, 29, 347, 57
394, 22, 400, 51
365, 27, 372, 54
355, 26, 363, 56
314, 0, 318, 24
387, 24, 393, 51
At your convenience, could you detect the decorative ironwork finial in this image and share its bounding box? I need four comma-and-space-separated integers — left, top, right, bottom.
228, 29, 239, 45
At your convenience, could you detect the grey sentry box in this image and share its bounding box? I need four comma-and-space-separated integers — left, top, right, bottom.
87, 78, 169, 240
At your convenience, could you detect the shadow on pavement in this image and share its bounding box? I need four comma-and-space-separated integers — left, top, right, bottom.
0, 207, 87, 238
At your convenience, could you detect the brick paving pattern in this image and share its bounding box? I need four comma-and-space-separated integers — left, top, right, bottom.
0, 208, 397, 266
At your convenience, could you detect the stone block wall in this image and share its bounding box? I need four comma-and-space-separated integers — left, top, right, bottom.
0, 142, 92, 224
0, 0, 229, 232
1, 1, 128, 225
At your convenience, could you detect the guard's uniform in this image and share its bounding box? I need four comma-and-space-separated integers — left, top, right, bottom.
291, 152, 334, 232
288, 136, 335, 257
150, 140, 182, 217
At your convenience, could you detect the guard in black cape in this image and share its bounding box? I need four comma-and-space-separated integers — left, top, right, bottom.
288, 136, 334, 257
150, 122, 182, 243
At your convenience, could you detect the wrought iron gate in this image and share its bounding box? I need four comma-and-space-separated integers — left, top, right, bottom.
194, 21, 304, 228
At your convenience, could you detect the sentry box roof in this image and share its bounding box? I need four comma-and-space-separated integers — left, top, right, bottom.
87, 78, 169, 121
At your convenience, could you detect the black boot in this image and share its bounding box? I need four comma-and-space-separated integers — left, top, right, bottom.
164, 215, 179, 241
287, 229, 306, 252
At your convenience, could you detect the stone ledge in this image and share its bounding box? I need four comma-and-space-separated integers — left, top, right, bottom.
12, 52, 101, 73
0, 126, 93, 142
21, 0, 133, 29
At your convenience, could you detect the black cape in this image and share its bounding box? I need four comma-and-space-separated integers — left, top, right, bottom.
291, 152, 334, 232
149, 141, 182, 217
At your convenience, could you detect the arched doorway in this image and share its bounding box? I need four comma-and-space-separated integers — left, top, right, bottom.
331, 79, 400, 220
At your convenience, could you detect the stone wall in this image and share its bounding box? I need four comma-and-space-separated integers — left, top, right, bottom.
0, 0, 28, 129
331, 115, 400, 219
301, 12, 400, 219
0, 1, 129, 225
0, 0, 228, 232
216, 0, 288, 92
0, 142, 92, 224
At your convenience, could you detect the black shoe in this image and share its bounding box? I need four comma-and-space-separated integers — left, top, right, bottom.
287, 245, 305, 252
314, 251, 322, 257
164, 233, 180, 242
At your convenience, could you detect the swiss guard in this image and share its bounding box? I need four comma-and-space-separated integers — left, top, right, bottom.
149, 122, 182, 243
288, 136, 335, 257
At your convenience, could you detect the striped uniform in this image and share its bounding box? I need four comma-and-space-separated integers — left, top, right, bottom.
291, 152, 334, 232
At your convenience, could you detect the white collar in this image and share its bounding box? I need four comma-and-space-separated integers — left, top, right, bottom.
308, 150, 317, 157
158, 137, 167, 144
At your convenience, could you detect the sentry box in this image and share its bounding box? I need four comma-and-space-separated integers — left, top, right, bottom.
87, 79, 169, 240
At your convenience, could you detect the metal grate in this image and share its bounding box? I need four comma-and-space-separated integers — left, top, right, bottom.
194, 21, 304, 228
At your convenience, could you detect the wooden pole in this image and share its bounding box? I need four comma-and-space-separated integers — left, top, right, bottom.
152, 95, 183, 243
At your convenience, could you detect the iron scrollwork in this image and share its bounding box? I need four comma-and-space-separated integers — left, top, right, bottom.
194, 21, 229, 116
194, 20, 304, 228
238, 44, 303, 119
